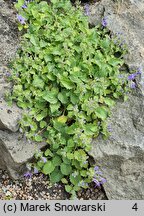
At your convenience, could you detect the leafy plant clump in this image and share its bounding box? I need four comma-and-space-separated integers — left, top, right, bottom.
10, 0, 128, 198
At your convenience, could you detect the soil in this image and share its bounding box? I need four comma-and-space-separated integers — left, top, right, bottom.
0, 170, 107, 200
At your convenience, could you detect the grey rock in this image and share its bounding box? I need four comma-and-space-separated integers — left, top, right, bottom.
0, 130, 47, 179
89, 0, 144, 199
0, 99, 22, 132
91, 94, 144, 199
0, 0, 19, 65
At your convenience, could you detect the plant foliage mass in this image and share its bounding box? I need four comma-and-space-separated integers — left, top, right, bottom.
10, 0, 128, 198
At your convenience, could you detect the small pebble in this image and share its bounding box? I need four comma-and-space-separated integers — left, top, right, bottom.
0, 170, 107, 200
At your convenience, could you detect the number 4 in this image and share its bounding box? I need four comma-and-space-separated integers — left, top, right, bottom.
132, 203, 138, 211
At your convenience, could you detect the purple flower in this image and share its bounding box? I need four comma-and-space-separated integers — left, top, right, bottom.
81, 181, 85, 186
96, 171, 103, 175
84, 4, 90, 16
16, 14, 26, 25
128, 73, 136, 80
5, 72, 11, 77
34, 167, 39, 174
136, 67, 142, 75
100, 177, 107, 184
24, 171, 32, 178
107, 124, 112, 132
102, 17, 108, 27
130, 82, 136, 89
93, 178, 101, 187
22, 4, 27, 9
94, 166, 99, 171
41, 157, 47, 163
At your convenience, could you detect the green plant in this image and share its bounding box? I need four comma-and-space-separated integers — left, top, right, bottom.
10, 0, 128, 198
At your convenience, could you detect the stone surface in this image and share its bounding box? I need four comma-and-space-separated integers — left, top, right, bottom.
0, 0, 47, 179
0, 0, 19, 65
0, 130, 46, 179
89, 0, 144, 199
0, 99, 22, 132
91, 94, 144, 199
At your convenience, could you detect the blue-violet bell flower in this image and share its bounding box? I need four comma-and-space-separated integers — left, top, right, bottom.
16, 14, 26, 25
100, 177, 107, 184
102, 17, 108, 27
24, 171, 32, 178
136, 67, 142, 75
131, 82, 136, 89
84, 4, 90, 16
94, 166, 99, 171
93, 178, 101, 187
22, 4, 27, 9
128, 73, 136, 80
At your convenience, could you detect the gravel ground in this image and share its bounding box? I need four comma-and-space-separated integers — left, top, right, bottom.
0, 170, 107, 200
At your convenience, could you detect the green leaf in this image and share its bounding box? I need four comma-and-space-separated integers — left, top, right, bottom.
80, 170, 87, 177
30, 122, 37, 131
57, 115, 67, 124
50, 167, 63, 183
34, 135, 43, 142
61, 178, 68, 184
52, 155, 62, 166
30, 35, 37, 46
33, 76, 44, 89
37, 161, 43, 168
74, 150, 87, 162
40, 121, 47, 128
84, 123, 98, 136
60, 76, 75, 89
43, 89, 58, 104
65, 123, 78, 134
58, 92, 68, 104
50, 102, 60, 113
109, 58, 123, 67
104, 98, 115, 107
45, 149, 53, 157
43, 161, 55, 175
70, 93, 79, 104
60, 163, 72, 175
67, 152, 74, 160
52, 49, 61, 55
66, 104, 73, 111
70, 174, 81, 185
51, 0, 57, 4
52, 143, 60, 150
67, 139, 75, 148
53, 121, 65, 132
65, 185, 73, 193
44, 55, 52, 63
63, 157, 71, 165
95, 107, 108, 120
15, 0, 24, 9
35, 111, 47, 121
